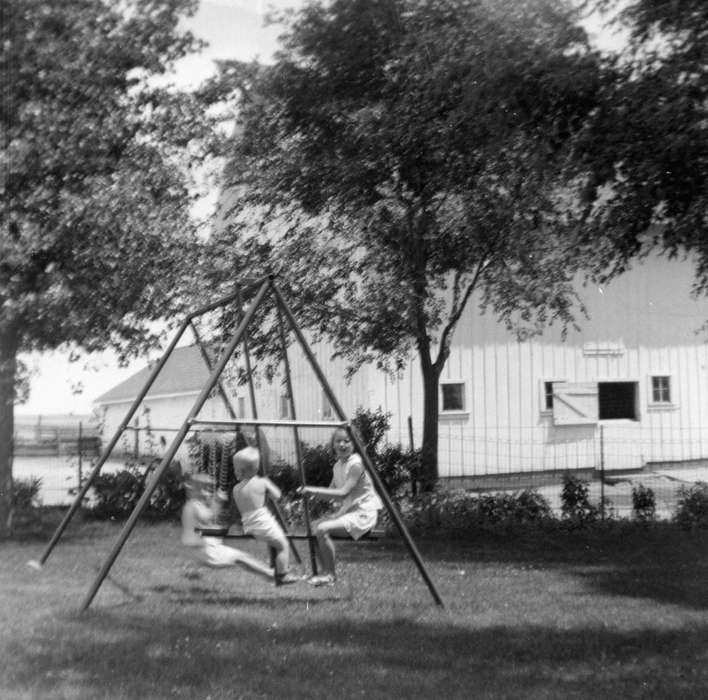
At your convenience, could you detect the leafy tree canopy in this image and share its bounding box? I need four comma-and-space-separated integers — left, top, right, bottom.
1, 0, 215, 359
576, 0, 708, 295
0, 0, 217, 531
204, 0, 604, 484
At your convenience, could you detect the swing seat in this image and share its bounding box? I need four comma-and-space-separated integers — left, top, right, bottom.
199, 526, 386, 541
195, 526, 230, 537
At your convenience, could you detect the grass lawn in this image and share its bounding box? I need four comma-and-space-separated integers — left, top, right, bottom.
1, 515, 707, 699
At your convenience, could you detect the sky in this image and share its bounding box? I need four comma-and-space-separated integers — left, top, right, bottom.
16, 0, 624, 418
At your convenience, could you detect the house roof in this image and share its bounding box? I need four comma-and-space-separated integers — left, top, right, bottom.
94, 345, 211, 405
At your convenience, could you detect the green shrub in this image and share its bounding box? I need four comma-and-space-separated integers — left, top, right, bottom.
561, 473, 599, 524
12, 476, 42, 510
397, 489, 475, 535
376, 445, 419, 500
87, 467, 143, 519
632, 483, 656, 522
301, 443, 333, 487
146, 462, 187, 520
509, 489, 554, 523
269, 458, 301, 495
673, 482, 708, 530
397, 487, 554, 536
86, 461, 184, 521
351, 406, 391, 458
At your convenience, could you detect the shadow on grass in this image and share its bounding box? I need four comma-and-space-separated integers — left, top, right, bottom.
151, 583, 344, 607
6, 611, 708, 699
349, 526, 708, 611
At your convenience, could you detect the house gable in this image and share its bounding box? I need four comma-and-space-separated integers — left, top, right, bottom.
93, 345, 211, 405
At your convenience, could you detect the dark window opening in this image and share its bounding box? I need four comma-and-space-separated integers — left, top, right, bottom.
598, 382, 638, 420
544, 381, 555, 410
441, 383, 465, 411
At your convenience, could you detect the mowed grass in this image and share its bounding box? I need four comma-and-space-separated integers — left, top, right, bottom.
1, 516, 707, 699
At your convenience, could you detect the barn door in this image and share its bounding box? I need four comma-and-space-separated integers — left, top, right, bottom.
553, 382, 599, 425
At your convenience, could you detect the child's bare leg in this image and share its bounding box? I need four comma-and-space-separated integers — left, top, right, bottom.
181, 500, 202, 547
314, 519, 349, 577
235, 552, 275, 581
266, 534, 301, 585
268, 534, 288, 574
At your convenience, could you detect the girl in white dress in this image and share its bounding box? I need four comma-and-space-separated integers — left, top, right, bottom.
300, 428, 383, 586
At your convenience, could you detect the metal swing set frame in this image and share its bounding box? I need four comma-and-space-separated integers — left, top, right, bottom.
35, 275, 444, 609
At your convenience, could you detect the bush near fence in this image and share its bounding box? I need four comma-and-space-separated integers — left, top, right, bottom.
10, 404, 708, 534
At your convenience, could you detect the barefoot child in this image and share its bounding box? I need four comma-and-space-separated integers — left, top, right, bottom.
300, 427, 383, 586
232, 446, 300, 586
181, 472, 274, 580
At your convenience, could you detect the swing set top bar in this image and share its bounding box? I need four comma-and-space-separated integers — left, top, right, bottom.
185, 276, 269, 321
188, 418, 349, 430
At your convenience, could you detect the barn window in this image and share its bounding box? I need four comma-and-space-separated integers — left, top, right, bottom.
552, 381, 639, 424
598, 382, 638, 420
544, 381, 556, 410
650, 376, 671, 404
441, 382, 465, 412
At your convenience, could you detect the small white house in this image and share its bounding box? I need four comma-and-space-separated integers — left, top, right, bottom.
94, 345, 232, 465
95, 253, 708, 482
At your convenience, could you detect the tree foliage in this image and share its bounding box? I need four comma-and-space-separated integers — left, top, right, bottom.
206, 0, 604, 486
0, 0, 213, 533
576, 0, 708, 295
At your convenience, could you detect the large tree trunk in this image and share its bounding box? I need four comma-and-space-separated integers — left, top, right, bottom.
0, 326, 17, 536
418, 352, 442, 492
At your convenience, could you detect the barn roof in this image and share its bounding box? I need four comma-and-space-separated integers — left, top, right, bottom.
94, 345, 211, 405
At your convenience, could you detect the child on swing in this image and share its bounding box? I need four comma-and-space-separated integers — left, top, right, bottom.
232, 446, 300, 586
180, 472, 274, 580
300, 427, 383, 587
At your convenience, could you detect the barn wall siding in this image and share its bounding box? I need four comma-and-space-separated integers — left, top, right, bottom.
369, 254, 708, 475
95, 254, 707, 477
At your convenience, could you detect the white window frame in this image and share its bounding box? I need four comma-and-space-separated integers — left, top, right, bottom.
440, 381, 467, 415
647, 373, 677, 410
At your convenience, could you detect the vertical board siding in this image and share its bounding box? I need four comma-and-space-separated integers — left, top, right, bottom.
94, 255, 707, 479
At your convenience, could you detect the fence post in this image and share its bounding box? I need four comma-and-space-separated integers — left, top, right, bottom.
133, 417, 139, 459
599, 424, 605, 520
77, 422, 83, 490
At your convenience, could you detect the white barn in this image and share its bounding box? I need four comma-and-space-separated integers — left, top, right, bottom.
94, 253, 708, 482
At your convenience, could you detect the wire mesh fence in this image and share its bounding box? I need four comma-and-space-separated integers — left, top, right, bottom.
13, 421, 708, 518
436, 423, 708, 519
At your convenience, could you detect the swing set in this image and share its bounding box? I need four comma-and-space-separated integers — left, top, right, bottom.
33, 275, 444, 609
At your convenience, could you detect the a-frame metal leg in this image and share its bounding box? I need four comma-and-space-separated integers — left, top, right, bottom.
237, 288, 302, 567
270, 281, 444, 607
276, 304, 318, 575
36, 283, 262, 568
35, 317, 193, 567
80, 279, 273, 610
